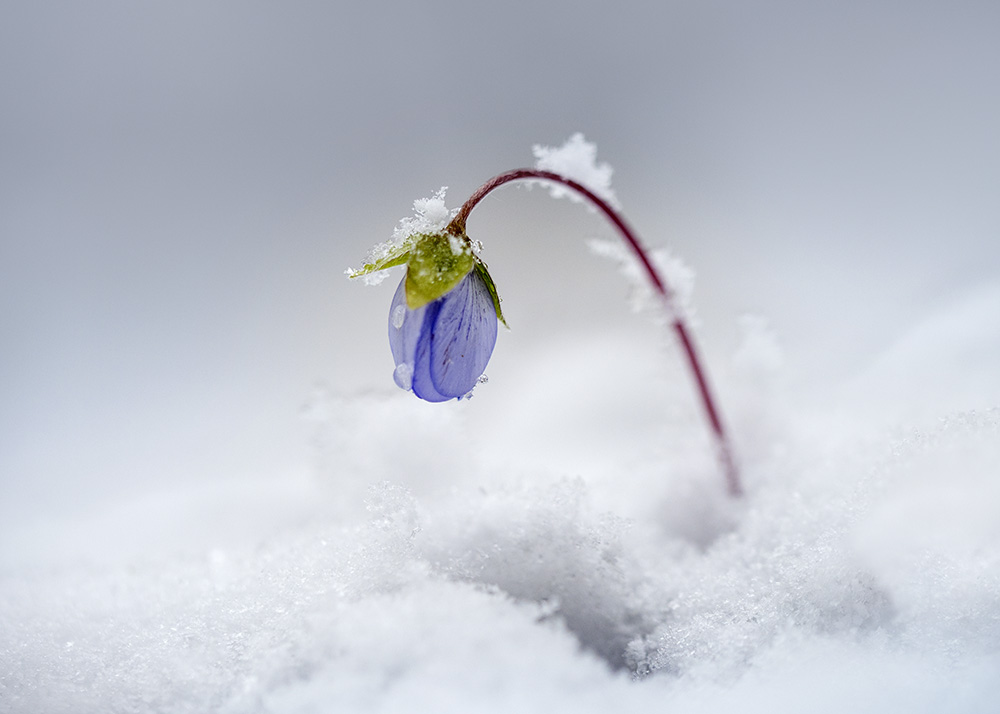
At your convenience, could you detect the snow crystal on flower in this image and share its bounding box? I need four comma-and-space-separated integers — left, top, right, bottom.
533, 133, 620, 209
391, 304, 407, 330
347, 188, 458, 285
393, 187, 455, 242
346, 264, 393, 286
447, 233, 468, 257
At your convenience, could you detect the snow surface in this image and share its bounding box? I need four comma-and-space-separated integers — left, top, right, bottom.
3, 281, 999, 713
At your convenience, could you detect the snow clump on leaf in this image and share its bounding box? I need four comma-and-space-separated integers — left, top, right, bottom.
345, 188, 457, 286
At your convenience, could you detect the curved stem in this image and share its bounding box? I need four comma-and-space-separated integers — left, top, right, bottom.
450, 169, 743, 497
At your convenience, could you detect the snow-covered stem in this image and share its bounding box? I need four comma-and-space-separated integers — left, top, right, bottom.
449, 169, 743, 498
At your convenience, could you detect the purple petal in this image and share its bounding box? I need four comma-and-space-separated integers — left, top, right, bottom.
390, 270, 499, 402
387, 276, 426, 391
409, 299, 451, 402
427, 270, 498, 398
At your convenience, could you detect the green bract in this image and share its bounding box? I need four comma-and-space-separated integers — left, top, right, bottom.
473, 260, 507, 328
349, 230, 507, 326
346, 240, 414, 277
404, 233, 474, 309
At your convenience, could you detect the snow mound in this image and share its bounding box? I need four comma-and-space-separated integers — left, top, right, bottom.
3, 408, 999, 713
417, 479, 659, 670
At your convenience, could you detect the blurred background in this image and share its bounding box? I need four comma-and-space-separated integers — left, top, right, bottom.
2, 0, 998, 565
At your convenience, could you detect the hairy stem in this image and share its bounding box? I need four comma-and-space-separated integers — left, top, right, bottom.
449, 169, 742, 497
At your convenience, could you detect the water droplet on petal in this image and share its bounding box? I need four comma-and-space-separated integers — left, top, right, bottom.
392, 304, 407, 329
458, 373, 490, 400
393, 363, 413, 390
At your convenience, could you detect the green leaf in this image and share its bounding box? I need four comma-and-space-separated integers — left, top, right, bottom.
474, 260, 507, 328
346, 242, 414, 279
404, 233, 475, 309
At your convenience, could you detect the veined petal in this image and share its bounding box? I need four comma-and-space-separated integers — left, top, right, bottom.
410, 300, 452, 402
427, 269, 498, 398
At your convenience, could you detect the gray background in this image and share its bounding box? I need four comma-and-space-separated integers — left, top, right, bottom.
2, 1, 998, 541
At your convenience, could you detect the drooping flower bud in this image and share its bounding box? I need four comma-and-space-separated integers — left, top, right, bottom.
349, 227, 506, 401
388, 267, 498, 401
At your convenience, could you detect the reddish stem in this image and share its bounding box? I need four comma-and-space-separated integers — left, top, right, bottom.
449, 169, 743, 497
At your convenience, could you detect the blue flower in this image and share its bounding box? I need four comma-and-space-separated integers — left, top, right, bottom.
388, 268, 498, 401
